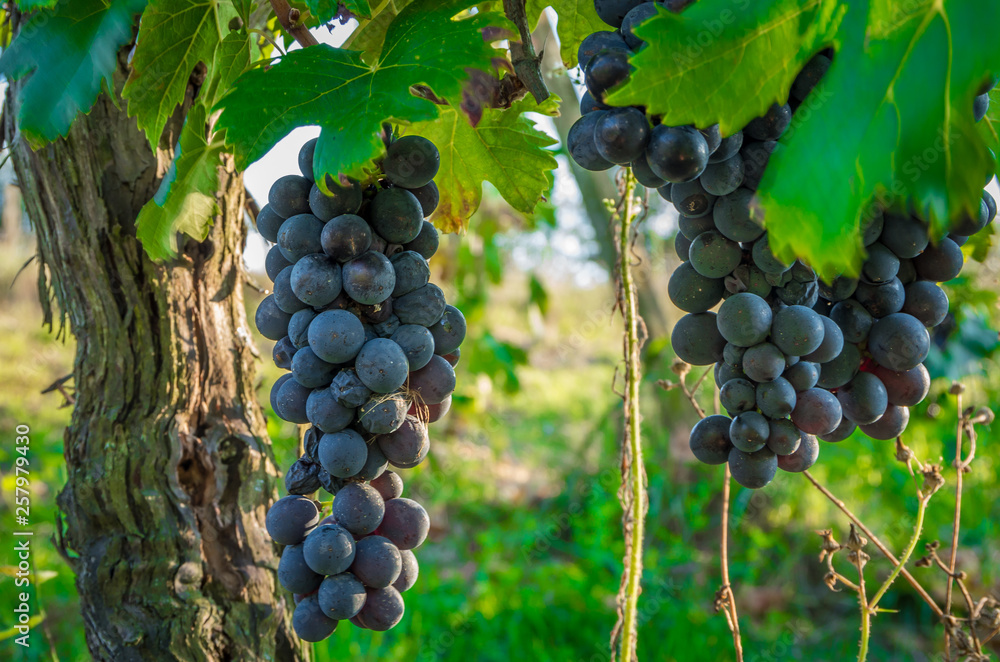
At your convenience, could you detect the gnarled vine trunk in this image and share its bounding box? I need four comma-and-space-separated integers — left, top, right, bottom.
3, 30, 306, 662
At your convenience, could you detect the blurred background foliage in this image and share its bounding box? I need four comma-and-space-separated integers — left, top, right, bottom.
2, 24, 1000, 662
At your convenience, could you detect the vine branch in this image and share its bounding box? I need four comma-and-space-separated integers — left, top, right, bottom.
269, 0, 319, 48
610, 170, 646, 662
501, 0, 550, 103
944, 385, 965, 654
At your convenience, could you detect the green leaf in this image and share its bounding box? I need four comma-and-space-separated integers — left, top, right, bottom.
759, 0, 1000, 279
528, 272, 549, 315
400, 95, 559, 232
525, 0, 607, 68
136, 104, 224, 260
123, 0, 238, 148
341, 0, 414, 65
16, 0, 58, 9
0, 0, 147, 146
606, 0, 844, 134
202, 29, 255, 109
217, 0, 513, 187
304, 0, 371, 21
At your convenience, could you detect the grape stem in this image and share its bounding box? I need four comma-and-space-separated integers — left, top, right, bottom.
719, 465, 744, 662
269, 0, 319, 47
867, 490, 930, 612
802, 470, 944, 618
944, 390, 965, 657
854, 548, 870, 662
610, 170, 646, 662
501, 0, 550, 103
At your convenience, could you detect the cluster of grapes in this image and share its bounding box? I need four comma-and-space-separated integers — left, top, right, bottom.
254, 134, 466, 640
571, 3, 997, 489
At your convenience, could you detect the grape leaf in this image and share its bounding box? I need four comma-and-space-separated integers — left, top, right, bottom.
609, 0, 1000, 280
525, 0, 607, 68
216, 0, 513, 187
606, 0, 844, 134
303, 0, 372, 21
123, 0, 239, 148
341, 0, 413, 64
16, 0, 58, 9
136, 104, 225, 259
758, 0, 1000, 280
202, 29, 255, 109
400, 95, 559, 233
0, 0, 147, 147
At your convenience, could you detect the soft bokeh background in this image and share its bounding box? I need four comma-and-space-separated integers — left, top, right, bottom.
2, 17, 1000, 662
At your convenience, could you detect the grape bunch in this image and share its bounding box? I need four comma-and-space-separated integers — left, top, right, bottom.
571, 3, 997, 489
254, 133, 466, 641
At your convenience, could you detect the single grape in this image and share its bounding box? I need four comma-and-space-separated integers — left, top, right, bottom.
801, 316, 844, 364
709, 131, 743, 164
913, 237, 963, 282
568, 111, 613, 172
290, 254, 342, 307
671, 312, 726, 365
771, 305, 825, 357
343, 251, 396, 305
257, 204, 285, 243
428, 305, 466, 355
742, 342, 785, 382
756, 377, 797, 419
321, 214, 373, 263
819, 417, 857, 443
303, 523, 356, 576
718, 292, 773, 347
394, 283, 446, 326
862, 242, 900, 283
879, 213, 928, 258
378, 416, 430, 468
594, 0, 645, 28
667, 262, 725, 313
902, 280, 949, 327
298, 138, 317, 181
390, 324, 435, 372
730, 411, 770, 452
359, 586, 405, 632
585, 49, 632, 101
631, 152, 666, 189
594, 107, 650, 165
285, 457, 322, 496
355, 339, 410, 394
383, 135, 440, 189
674, 232, 693, 262
728, 447, 778, 489
379, 498, 430, 550
394, 550, 419, 592
273, 336, 297, 370
278, 213, 326, 263
720, 378, 756, 416
837, 372, 889, 425
370, 188, 425, 244
390, 251, 431, 298
688, 415, 734, 465
873, 363, 930, 407
950, 197, 990, 236
331, 482, 385, 537
265, 244, 293, 282
291, 346, 337, 388
266, 495, 320, 546
269, 175, 313, 218
275, 378, 312, 424
818, 276, 859, 302
403, 219, 440, 258
790, 53, 831, 101
776, 433, 819, 472
790, 388, 843, 436
371, 470, 404, 501
767, 418, 802, 456
646, 125, 710, 183
307, 387, 356, 433
740, 141, 777, 190
309, 179, 363, 221
855, 277, 905, 317
816, 342, 861, 390
577, 30, 629, 71
292, 594, 338, 642
319, 429, 368, 478
783, 361, 819, 391
350, 535, 402, 589
359, 393, 409, 435
713, 188, 764, 242
407, 355, 456, 404
621, 2, 658, 48
308, 309, 365, 364
868, 313, 930, 371
859, 404, 910, 440
671, 179, 716, 218
318, 572, 367, 620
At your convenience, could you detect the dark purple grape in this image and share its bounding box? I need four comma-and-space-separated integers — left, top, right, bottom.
255, 294, 292, 341
667, 261, 725, 313
819, 417, 857, 443
817, 343, 861, 390
292, 594, 338, 642
837, 372, 889, 425
717, 292, 772, 347
740, 140, 777, 190
671, 312, 726, 365
594, 107, 650, 165
378, 498, 429, 550
855, 277, 905, 317
266, 495, 319, 546
403, 219, 439, 258
350, 535, 402, 589
331, 368, 373, 408
744, 103, 792, 141
265, 244, 293, 282
331, 482, 385, 537
568, 111, 613, 172
269, 175, 313, 218
594, 0, 645, 28
777, 433, 818, 472
359, 586, 405, 631
359, 393, 409, 435
275, 378, 312, 424
343, 251, 396, 305
756, 377, 797, 419
319, 429, 369, 478
646, 124, 710, 183
728, 447, 777, 489
880, 213, 928, 258
830, 299, 873, 343
700, 153, 744, 196
370, 187, 424, 244
631, 152, 666, 188
868, 313, 930, 371
771, 305, 825, 357
321, 214, 372, 263
720, 379, 755, 416
393, 550, 419, 592
356, 338, 410, 394
383, 135, 440, 189
688, 415, 733, 465
378, 416, 430, 468
790, 388, 843, 436
902, 281, 949, 327
394, 283, 446, 326
308, 309, 365, 364
318, 572, 366, 620
298, 138, 317, 181
913, 238, 964, 282
860, 404, 910, 440
742, 342, 785, 382
257, 204, 285, 243
730, 411, 770, 452
767, 418, 802, 456
783, 361, 819, 391
309, 180, 363, 221
873, 364, 930, 407
577, 30, 629, 70
391, 324, 435, 371
291, 346, 337, 388
585, 48, 632, 101
713, 188, 764, 242
273, 336, 297, 369
371, 470, 404, 501
390, 251, 431, 297
709, 131, 743, 164
303, 523, 356, 576
408, 355, 456, 404
621, 2, 658, 49
306, 387, 355, 433
801, 316, 844, 364
790, 54, 831, 101
862, 242, 900, 284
